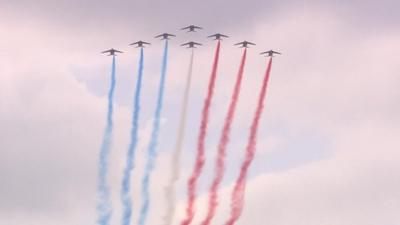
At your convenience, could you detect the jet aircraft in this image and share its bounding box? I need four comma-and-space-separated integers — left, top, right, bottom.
130, 41, 151, 48
102, 48, 123, 56
181, 25, 203, 32
260, 50, 282, 57
207, 33, 229, 40
181, 41, 202, 48
235, 41, 256, 48
155, 33, 176, 40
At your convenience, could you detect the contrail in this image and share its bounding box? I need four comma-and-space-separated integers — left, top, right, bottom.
181, 40, 221, 225
225, 57, 273, 225
163, 48, 195, 225
138, 40, 169, 225
201, 49, 247, 225
97, 55, 117, 225
121, 48, 145, 225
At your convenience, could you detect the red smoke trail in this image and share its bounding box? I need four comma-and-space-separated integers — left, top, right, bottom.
180, 41, 221, 225
225, 57, 273, 225
201, 49, 247, 225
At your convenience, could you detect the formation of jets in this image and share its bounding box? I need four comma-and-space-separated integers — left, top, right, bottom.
102, 25, 280, 57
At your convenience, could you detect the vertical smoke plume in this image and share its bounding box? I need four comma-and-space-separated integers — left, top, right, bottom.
121, 48, 145, 225
97, 55, 117, 225
181, 41, 221, 225
138, 40, 169, 225
163, 48, 195, 225
225, 57, 273, 225
201, 49, 247, 225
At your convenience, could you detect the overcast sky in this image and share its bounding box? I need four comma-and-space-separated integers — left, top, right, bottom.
1, 1, 400, 225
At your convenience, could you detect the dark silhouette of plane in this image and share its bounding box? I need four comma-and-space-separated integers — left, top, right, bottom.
102, 48, 123, 56
155, 33, 176, 40
181, 25, 203, 32
235, 41, 256, 48
130, 41, 150, 48
260, 50, 282, 57
181, 41, 202, 48
207, 33, 229, 40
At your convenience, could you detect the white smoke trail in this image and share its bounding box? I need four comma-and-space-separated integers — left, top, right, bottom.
163, 49, 195, 225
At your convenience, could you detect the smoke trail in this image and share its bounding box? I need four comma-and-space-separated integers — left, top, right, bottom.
97, 55, 117, 225
225, 57, 273, 225
138, 40, 169, 225
181, 41, 221, 225
201, 49, 247, 225
121, 48, 145, 225
163, 49, 195, 225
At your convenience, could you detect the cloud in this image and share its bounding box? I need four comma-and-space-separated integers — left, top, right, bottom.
1, 2, 399, 225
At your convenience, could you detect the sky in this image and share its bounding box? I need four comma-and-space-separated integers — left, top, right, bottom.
1, 0, 400, 225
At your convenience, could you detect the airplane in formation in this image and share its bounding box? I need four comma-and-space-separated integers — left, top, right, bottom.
235, 41, 256, 48
102, 48, 123, 56
130, 41, 151, 48
181, 41, 202, 48
181, 25, 203, 32
208, 33, 229, 40
260, 50, 281, 57
155, 33, 176, 40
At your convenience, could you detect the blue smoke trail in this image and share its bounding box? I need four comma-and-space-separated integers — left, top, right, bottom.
138, 40, 169, 225
121, 48, 145, 225
97, 55, 117, 225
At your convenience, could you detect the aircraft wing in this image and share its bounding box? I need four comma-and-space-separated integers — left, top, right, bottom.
273, 51, 281, 54
115, 50, 123, 53
235, 42, 244, 45
101, 50, 111, 53
248, 42, 256, 45
193, 26, 203, 29
181, 26, 190, 30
